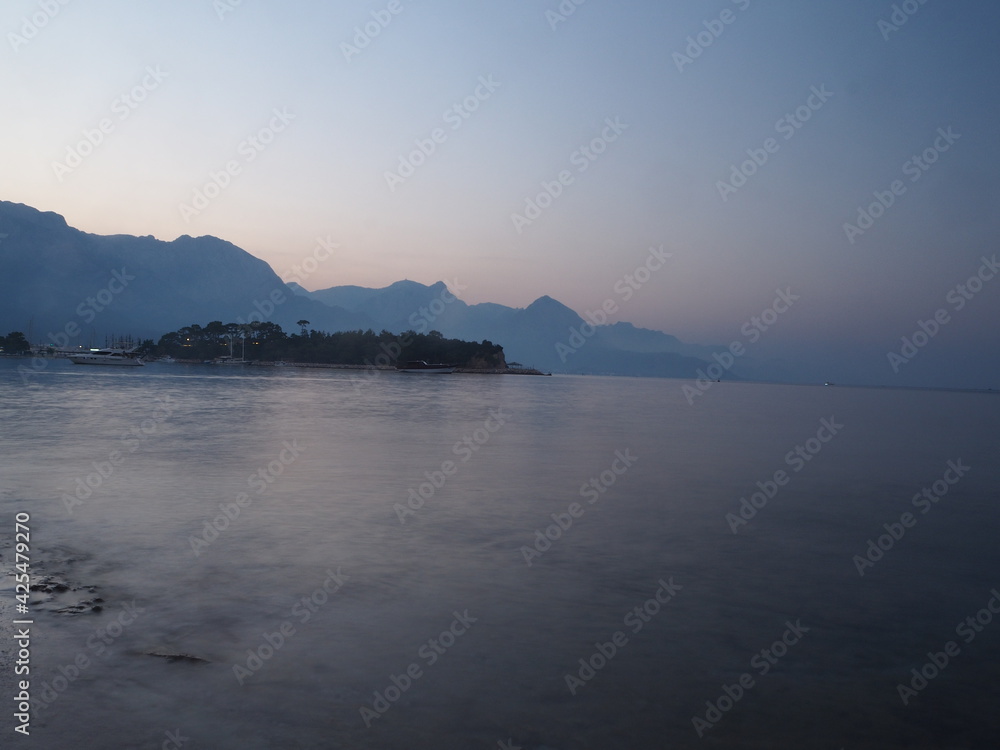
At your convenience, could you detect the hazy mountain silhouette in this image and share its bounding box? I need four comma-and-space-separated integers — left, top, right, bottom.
1, 200, 736, 377
0, 201, 365, 346
291, 282, 732, 376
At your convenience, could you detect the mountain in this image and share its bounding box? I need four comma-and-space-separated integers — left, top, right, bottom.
291, 281, 734, 377
0, 201, 366, 345
1, 200, 735, 378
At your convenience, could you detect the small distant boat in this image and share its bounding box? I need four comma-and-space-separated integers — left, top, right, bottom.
69, 349, 144, 367
213, 335, 247, 364
396, 360, 456, 374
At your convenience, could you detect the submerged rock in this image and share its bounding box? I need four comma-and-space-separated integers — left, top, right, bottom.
145, 652, 210, 664
30, 574, 103, 614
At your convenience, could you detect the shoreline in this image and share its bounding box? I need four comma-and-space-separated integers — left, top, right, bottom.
171, 359, 551, 375
2, 354, 553, 376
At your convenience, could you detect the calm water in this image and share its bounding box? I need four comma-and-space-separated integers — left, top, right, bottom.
1, 358, 998, 749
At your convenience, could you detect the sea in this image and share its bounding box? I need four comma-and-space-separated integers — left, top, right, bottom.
1, 357, 998, 749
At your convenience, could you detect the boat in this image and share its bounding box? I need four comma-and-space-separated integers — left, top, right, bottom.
396, 360, 456, 374
69, 348, 145, 367
212, 334, 247, 365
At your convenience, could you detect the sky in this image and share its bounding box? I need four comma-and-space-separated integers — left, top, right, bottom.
3, 0, 999, 388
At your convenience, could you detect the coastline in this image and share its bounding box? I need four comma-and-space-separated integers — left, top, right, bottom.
170, 359, 551, 375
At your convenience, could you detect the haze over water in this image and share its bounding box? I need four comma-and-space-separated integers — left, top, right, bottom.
2, 359, 999, 748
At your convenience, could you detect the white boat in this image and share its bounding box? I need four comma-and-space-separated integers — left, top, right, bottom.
69, 349, 145, 367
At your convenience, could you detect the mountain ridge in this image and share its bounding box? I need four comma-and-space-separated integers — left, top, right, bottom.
292, 278, 732, 376
0, 200, 736, 378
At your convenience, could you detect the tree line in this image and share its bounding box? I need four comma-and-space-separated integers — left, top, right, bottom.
149, 321, 506, 368
0, 331, 30, 354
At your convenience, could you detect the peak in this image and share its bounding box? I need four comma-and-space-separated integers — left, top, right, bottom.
172, 233, 229, 246
524, 295, 581, 323
527, 295, 564, 309
386, 279, 431, 291
0, 201, 69, 229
